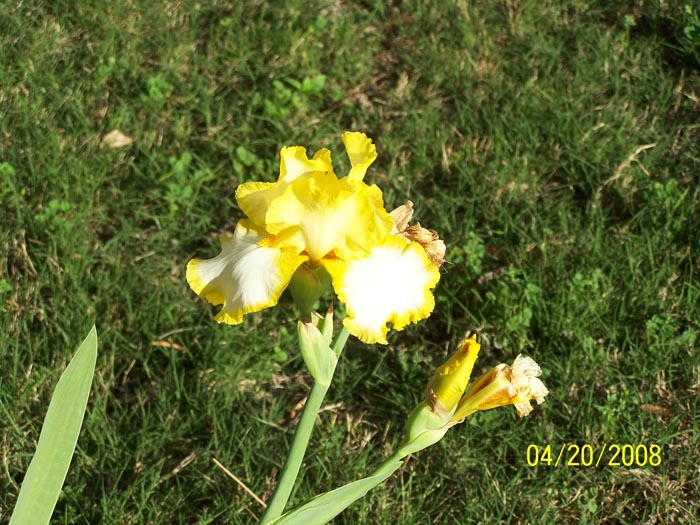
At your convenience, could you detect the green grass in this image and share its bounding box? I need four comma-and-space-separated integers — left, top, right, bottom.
2, 1, 699, 524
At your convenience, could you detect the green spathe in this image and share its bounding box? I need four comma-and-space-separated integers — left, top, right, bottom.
298, 309, 337, 386
399, 403, 450, 456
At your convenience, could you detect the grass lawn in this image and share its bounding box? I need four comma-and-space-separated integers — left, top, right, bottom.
2, 1, 699, 524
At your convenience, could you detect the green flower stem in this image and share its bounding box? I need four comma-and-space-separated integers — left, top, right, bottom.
260, 382, 329, 523
260, 327, 350, 524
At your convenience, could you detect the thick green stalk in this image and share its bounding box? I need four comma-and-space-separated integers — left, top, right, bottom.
260, 327, 350, 523
260, 381, 329, 523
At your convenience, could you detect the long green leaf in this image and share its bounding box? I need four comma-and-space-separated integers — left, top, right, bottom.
10, 325, 98, 525
271, 456, 404, 525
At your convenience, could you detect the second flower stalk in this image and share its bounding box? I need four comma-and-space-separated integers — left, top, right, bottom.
266, 330, 549, 525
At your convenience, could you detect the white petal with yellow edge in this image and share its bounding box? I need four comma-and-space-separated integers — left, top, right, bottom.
186, 220, 307, 324
323, 236, 440, 344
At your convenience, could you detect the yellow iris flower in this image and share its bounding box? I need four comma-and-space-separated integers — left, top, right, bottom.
403, 335, 548, 455
186, 132, 442, 344
425, 335, 549, 423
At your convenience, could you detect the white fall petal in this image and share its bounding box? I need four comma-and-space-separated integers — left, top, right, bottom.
186, 220, 307, 324
322, 236, 440, 344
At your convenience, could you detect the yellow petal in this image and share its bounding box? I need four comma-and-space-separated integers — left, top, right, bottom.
425, 335, 481, 417
279, 146, 333, 183
322, 235, 441, 344
452, 355, 549, 420
235, 181, 279, 227
186, 220, 307, 324
264, 172, 394, 261
342, 131, 377, 182
236, 147, 333, 227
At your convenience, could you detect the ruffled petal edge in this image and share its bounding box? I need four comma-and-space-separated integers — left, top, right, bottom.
322, 235, 440, 344
187, 221, 307, 324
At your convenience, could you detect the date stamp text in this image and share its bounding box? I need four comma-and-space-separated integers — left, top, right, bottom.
526, 443, 661, 468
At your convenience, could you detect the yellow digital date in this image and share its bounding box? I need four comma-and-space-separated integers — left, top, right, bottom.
526, 443, 662, 467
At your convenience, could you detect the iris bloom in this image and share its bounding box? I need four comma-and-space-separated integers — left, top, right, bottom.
426, 335, 549, 424
402, 335, 548, 455
187, 132, 443, 344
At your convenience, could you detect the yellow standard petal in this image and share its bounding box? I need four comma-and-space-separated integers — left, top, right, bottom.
264, 171, 394, 262
186, 220, 307, 324
425, 335, 481, 418
279, 146, 333, 183
342, 131, 377, 182
236, 146, 333, 227
322, 235, 441, 344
